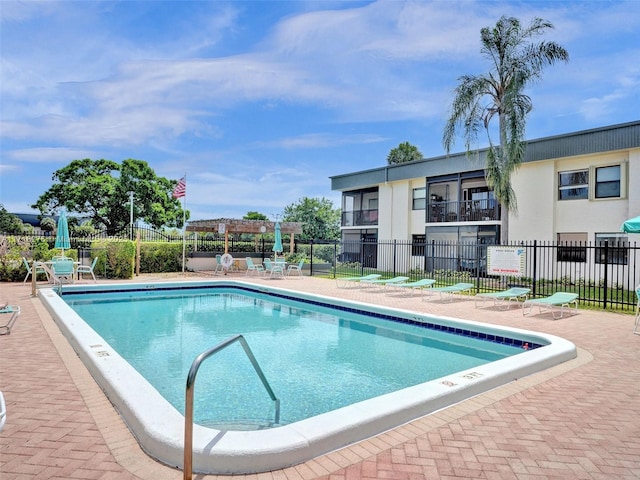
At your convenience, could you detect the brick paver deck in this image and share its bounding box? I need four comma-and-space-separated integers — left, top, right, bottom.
1, 273, 639, 479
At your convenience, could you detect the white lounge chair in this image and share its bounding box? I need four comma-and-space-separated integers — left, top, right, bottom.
428, 282, 474, 302
361, 276, 410, 289
389, 278, 436, 296
336, 274, 382, 288
0, 305, 20, 335
522, 292, 579, 319
474, 287, 531, 310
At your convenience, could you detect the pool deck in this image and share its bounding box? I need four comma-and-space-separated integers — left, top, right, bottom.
1, 273, 639, 479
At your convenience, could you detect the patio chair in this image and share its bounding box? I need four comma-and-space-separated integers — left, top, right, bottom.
286, 260, 305, 278
214, 254, 225, 275
633, 284, 640, 335
245, 257, 265, 276
51, 258, 75, 284
360, 276, 410, 289
522, 292, 579, 319
427, 282, 474, 302
22, 257, 48, 283
263, 258, 284, 279
388, 278, 436, 296
0, 305, 20, 335
336, 274, 382, 288
474, 287, 531, 310
76, 257, 98, 282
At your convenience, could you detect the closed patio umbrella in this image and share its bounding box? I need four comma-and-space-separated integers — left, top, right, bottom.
621, 215, 640, 233
272, 222, 283, 255
54, 210, 70, 257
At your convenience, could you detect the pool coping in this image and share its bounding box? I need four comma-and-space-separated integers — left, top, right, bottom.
38, 280, 577, 475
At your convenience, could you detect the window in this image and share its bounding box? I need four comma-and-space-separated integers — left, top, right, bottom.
411, 234, 426, 256
595, 233, 628, 265
557, 233, 587, 263
412, 188, 426, 210
558, 169, 588, 200
595, 165, 621, 198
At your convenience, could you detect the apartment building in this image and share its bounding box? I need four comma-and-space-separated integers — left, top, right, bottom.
331, 121, 640, 248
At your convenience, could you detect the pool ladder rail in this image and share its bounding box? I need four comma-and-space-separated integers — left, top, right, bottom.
183, 334, 280, 480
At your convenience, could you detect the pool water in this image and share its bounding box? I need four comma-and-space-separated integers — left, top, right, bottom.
65, 288, 522, 429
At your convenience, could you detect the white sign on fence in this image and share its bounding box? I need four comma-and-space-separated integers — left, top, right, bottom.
487, 246, 526, 277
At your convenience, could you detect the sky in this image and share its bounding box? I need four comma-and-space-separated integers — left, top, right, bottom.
1, 0, 639, 224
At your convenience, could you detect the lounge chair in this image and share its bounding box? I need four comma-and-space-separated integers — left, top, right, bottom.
263, 258, 284, 279
76, 257, 98, 282
361, 276, 410, 289
0, 305, 20, 335
522, 292, 579, 319
336, 274, 382, 288
22, 257, 48, 283
388, 278, 436, 296
245, 257, 265, 276
474, 287, 531, 310
427, 282, 474, 302
286, 260, 305, 278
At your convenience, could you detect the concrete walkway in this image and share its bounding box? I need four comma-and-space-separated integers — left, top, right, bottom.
1, 273, 639, 479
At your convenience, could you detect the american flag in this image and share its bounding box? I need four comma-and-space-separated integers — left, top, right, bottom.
172, 177, 186, 199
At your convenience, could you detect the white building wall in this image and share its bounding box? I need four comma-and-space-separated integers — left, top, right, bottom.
510, 150, 639, 242
628, 150, 640, 219
377, 183, 393, 241
510, 161, 556, 242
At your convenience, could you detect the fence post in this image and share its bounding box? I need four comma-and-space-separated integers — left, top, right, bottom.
310, 240, 314, 276
392, 239, 397, 277
333, 242, 337, 279
603, 240, 609, 310
532, 240, 538, 298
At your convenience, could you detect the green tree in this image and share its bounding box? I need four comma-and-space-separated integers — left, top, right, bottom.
387, 142, 423, 165
0, 205, 26, 234
40, 217, 56, 233
283, 197, 340, 241
243, 211, 269, 221
32, 158, 188, 232
442, 16, 568, 243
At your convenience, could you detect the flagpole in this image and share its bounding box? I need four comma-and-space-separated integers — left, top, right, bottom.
182, 173, 186, 273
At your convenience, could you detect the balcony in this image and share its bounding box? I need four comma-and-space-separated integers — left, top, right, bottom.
427, 200, 501, 223
342, 209, 379, 227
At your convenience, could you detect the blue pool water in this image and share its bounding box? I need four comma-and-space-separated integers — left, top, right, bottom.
64, 287, 525, 429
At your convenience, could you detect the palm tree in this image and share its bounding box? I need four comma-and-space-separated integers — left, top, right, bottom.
443, 16, 568, 243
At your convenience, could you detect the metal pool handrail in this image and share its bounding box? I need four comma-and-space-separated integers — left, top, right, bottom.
184, 334, 280, 480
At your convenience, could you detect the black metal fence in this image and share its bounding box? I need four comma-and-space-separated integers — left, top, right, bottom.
5, 228, 638, 310
317, 239, 639, 311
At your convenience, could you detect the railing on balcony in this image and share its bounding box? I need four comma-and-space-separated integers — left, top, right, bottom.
342, 209, 379, 227
428, 200, 501, 223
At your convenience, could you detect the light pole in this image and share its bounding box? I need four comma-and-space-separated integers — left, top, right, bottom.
128, 191, 134, 239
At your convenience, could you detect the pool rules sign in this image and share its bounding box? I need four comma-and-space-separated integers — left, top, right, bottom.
487, 246, 526, 277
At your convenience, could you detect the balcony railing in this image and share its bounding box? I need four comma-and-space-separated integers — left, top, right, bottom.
342, 209, 379, 227
427, 200, 501, 223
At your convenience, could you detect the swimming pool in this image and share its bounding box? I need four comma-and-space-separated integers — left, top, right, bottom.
40, 280, 576, 474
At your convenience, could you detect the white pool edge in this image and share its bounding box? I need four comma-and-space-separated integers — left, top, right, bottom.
39, 280, 577, 474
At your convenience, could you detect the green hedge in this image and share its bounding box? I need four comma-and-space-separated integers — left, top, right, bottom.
139, 242, 187, 273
